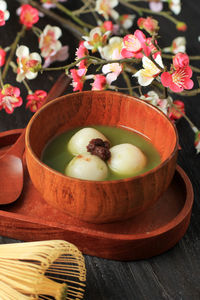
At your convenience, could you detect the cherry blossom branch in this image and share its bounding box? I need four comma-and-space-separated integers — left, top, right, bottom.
73, 0, 95, 15
52, 1, 94, 30
73, 8, 96, 15
17, 0, 84, 39
43, 54, 200, 99
42, 56, 100, 72
124, 62, 200, 98
119, 0, 182, 26
42, 56, 139, 72
2, 25, 26, 81
162, 54, 200, 72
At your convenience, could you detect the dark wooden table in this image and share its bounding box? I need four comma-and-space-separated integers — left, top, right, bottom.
1, 1, 200, 299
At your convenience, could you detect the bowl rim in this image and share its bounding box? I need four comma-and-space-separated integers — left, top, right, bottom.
25, 90, 179, 184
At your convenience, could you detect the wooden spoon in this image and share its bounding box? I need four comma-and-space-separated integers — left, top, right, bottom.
0, 74, 71, 205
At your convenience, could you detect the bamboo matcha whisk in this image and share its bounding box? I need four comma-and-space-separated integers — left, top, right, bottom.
0, 240, 86, 300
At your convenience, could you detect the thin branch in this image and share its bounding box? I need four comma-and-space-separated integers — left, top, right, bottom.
171, 102, 198, 130
73, 0, 95, 15
122, 71, 133, 95
119, 0, 181, 26
54, 1, 94, 30
0, 69, 4, 88
162, 53, 200, 61
2, 25, 26, 81
176, 88, 200, 97
22, 79, 32, 94
42, 56, 139, 72
190, 65, 200, 73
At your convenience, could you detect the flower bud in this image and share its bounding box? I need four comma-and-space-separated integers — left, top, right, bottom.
176, 22, 187, 31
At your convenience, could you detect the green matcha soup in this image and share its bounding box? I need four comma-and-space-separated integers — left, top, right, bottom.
41, 125, 161, 180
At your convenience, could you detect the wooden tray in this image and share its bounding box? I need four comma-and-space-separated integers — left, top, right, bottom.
0, 129, 194, 261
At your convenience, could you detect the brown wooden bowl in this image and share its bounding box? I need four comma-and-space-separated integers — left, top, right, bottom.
25, 91, 178, 223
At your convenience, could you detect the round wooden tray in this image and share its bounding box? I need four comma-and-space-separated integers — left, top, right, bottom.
0, 129, 194, 261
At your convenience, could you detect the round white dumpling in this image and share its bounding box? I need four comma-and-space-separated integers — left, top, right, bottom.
68, 127, 108, 155
65, 154, 108, 181
108, 143, 147, 176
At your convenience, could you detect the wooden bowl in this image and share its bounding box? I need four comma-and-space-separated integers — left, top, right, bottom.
25, 91, 178, 223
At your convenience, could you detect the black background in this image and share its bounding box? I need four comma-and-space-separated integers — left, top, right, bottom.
1, 1, 200, 299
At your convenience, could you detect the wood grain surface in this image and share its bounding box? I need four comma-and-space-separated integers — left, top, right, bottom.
0, 130, 194, 261
0, 73, 71, 205
25, 91, 178, 223
1, 1, 200, 299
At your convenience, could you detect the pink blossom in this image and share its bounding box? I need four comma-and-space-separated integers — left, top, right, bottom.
95, 0, 119, 20
173, 53, 189, 69
102, 37, 123, 60
39, 25, 69, 67
0, 47, 6, 66
146, 37, 160, 58
20, 4, 39, 29
172, 37, 186, 54
137, 17, 159, 35
76, 41, 89, 59
43, 46, 69, 68
0, 84, 22, 114
102, 63, 122, 84
70, 68, 86, 92
16, 45, 42, 82
161, 66, 194, 92
26, 90, 47, 112
157, 98, 171, 115
75, 41, 89, 70
101, 21, 114, 33
149, 1, 163, 12
140, 91, 172, 115
92, 75, 107, 91
39, 25, 62, 58
168, 100, 185, 121
121, 35, 142, 58
119, 15, 135, 30
121, 30, 150, 59
83, 27, 110, 53
0, 10, 4, 26
163, 37, 186, 54
0, 0, 9, 26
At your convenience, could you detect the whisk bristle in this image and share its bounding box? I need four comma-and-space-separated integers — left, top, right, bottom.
0, 240, 86, 300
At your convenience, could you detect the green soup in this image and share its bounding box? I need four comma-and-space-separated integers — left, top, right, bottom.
42, 125, 161, 180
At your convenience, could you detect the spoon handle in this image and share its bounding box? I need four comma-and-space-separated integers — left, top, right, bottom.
6, 74, 72, 158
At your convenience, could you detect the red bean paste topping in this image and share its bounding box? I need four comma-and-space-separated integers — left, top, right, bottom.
87, 138, 111, 161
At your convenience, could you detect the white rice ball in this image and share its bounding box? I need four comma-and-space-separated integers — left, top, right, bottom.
108, 143, 147, 176
68, 127, 108, 155
65, 153, 108, 181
